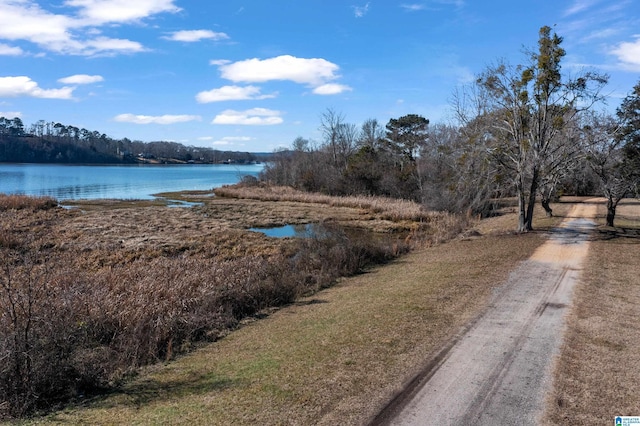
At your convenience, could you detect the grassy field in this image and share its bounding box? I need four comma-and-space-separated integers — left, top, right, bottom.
21, 199, 574, 425
7, 193, 637, 425
0, 188, 462, 420
544, 200, 640, 425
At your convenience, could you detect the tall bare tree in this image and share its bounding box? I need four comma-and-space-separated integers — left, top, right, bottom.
586, 81, 640, 226
477, 26, 608, 231
358, 118, 385, 150
320, 108, 346, 168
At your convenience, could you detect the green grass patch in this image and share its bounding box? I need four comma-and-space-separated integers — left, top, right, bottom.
30, 206, 558, 425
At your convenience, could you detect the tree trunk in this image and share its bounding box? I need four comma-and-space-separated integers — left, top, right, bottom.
524, 169, 539, 231
517, 178, 527, 233
541, 197, 553, 217
606, 197, 616, 227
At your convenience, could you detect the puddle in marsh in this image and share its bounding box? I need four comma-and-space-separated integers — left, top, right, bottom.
165, 199, 204, 208
250, 223, 410, 245
249, 223, 316, 238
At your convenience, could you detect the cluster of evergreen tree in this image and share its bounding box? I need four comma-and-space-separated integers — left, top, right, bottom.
0, 117, 263, 164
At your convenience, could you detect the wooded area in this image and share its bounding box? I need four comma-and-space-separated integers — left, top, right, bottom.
1, 26, 638, 230
0, 117, 265, 165
262, 27, 640, 230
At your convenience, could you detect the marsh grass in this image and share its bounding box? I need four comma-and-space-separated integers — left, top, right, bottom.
212, 184, 471, 244
0, 189, 427, 420
0, 194, 57, 211
60, 198, 167, 211
22, 195, 634, 425
214, 184, 444, 222
33, 203, 561, 425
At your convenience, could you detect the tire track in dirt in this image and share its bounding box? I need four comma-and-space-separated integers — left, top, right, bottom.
373, 202, 597, 425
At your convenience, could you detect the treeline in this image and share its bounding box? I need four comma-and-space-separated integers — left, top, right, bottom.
261, 109, 604, 217
0, 117, 264, 164
262, 27, 640, 230
263, 112, 507, 217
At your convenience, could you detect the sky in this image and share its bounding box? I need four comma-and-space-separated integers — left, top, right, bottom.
0, 0, 639, 152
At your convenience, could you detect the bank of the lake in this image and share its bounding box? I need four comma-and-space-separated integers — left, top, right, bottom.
0, 163, 263, 200
2, 186, 450, 420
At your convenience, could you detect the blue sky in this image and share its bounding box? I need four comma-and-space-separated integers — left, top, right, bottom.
0, 0, 639, 152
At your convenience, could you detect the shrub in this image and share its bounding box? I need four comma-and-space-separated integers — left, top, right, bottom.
0, 218, 406, 419
0, 194, 57, 211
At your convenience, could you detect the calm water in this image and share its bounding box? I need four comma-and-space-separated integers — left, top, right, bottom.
0, 163, 264, 200
249, 224, 315, 238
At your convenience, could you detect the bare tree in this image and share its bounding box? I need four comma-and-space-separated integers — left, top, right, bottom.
537, 110, 585, 216
584, 113, 631, 226
477, 26, 608, 231
584, 81, 640, 227
320, 108, 346, 167
335, 122, 358, 169
358, 118, 385, 150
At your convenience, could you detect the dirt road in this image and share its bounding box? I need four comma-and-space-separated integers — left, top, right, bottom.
375, 202, 597, 425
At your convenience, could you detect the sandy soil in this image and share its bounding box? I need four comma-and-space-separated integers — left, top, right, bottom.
375, 202, 597, 425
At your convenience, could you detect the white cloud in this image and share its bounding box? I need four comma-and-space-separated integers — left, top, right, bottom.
0, 2, 74, 48
198, 136, 250, 146
223, 136, 252, 141
401, 3, 425, 11
453, 66, 475, 84
0, 43, 23, 56
580, 28, 619, 43
353, 2, 370, 17
82, 37, 146, 55
0, 76, 74, 99
64, 0, 181, 25
0, 0, 177, 56
210, 59, 232, 66
312, 83, 353, 95
212, 108, 283, 125
611, 38, 640, 71
0, 111, 22, 118
218, 55, 341, 87
210, 136, 253, 146
196, 85, 276, 103
401, 0, 464, 11
58, 74, 104, 85
165, 30, 229, 42
114, 113, 202, 124
563, 0, 601, 16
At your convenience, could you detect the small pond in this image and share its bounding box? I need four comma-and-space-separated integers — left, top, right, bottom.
249, 223, 316, 238
164, 199, 205, 208
250, 223, 411, 246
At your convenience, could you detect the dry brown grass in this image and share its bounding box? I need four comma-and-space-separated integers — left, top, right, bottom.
545, 199, 640, 425
32, 235, 550, 426
215, 184, 447, 223
23, 199, 567, 425
10, 184, 603, 423
2, 186, 470, 420
0, 194, 57, 211
211, 184, 471, 243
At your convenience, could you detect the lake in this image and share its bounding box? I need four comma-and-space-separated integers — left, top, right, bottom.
0, 163, 264, 200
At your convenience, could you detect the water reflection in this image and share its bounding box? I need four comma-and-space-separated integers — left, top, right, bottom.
0, 163, 264, 200
165, 199, 204, 208
249, 223, 316, 238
